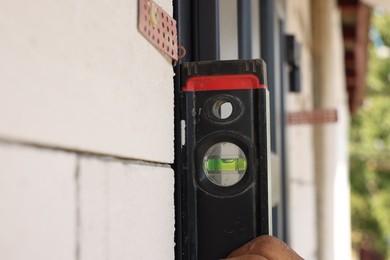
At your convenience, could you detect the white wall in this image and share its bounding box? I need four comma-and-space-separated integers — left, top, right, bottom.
0, 0, 175, 259
286, 1, 351, 259
0, 0, 174, 163
318, 5, 352, 259
285, 1, 318, 259
311, 1, 352, 260
79, 157, 174, 260
0, 145, 76, 260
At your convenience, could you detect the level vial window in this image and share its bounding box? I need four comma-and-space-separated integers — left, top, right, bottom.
203, 142, 247, 187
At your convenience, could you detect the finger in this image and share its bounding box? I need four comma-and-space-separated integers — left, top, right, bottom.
228, 235, 303, 260
224, 255, 268, 260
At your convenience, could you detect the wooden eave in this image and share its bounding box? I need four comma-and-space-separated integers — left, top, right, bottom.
338, 0, 372, 114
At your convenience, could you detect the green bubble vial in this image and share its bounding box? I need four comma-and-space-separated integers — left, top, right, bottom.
202, 142, 247, 187
204, 158, 247, 172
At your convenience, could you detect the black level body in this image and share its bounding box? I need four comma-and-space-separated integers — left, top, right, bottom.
178, 60, 270, 260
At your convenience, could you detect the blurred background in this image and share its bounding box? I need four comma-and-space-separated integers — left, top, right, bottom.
350, 9, 390, 260
0, 0, 389, 259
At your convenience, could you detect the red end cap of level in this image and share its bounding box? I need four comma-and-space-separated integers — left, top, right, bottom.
182, 74, 267, 92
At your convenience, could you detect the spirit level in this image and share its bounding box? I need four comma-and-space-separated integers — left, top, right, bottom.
178, 59, 271, 260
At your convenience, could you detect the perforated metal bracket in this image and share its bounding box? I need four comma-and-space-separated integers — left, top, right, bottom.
138, 0, 178, 61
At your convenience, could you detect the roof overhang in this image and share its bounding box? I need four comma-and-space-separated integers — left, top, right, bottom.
338, 0, 372, 114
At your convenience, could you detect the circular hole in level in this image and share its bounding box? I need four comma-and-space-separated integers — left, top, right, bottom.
213, 100, 233, 119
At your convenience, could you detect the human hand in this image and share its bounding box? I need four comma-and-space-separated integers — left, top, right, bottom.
224, 235, 303, 260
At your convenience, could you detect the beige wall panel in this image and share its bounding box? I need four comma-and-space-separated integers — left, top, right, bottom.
79, 157, 174, 260
0, 0, 174, 163
0, 144, 76, 260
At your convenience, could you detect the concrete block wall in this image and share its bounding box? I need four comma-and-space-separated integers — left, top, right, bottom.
0, 145, 76, 260
79, 158, 174, 260
0, 0, 175, 259
0, 0, 174, 162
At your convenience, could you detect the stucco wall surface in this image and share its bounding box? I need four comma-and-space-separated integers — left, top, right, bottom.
0, 0, 174, 163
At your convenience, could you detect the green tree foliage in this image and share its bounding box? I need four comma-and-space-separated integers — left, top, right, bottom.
350, 12, 390, 258
372, 14, 390, 46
